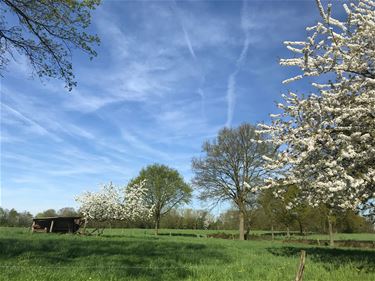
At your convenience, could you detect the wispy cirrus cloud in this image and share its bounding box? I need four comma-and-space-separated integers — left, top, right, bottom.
1, 0, 319, 214
171, 0, 197, 60
225, 0, 252, 128
120, 129, 171, 161
1, 87, 95, 141
1, 99, 62, 142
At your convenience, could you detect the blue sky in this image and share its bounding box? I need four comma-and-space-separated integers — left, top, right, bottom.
1, 0, 330, 214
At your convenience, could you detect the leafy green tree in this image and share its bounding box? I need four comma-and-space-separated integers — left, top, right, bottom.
18, 211, 33, 227
0, 207, 7, 226
36, 208, 57, 218
160, 209, 183, 229
218, 209, 240, 230
58, 207, 78, 217
0, 0, 100, 90
7, 208, 19, 226
129, 164, 192, 235
258, 189, 280, 239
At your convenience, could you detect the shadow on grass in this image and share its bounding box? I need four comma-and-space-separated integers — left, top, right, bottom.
101, 233, 203, 238
268, 245, 375, 273
158, 233, 205, 237
0, 236, 229, 280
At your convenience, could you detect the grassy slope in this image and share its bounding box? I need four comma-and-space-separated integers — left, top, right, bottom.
0, 227, 374, 281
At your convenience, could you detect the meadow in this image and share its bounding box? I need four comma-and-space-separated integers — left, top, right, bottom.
0, 227, 374, 281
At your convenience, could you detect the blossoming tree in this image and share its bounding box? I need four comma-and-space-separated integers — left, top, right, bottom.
75, 181, 152, 234
258, 0, 375, 245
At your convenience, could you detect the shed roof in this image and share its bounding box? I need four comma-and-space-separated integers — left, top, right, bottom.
33, 216, 82, 220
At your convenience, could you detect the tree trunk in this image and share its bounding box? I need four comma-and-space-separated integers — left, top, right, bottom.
83, 219, 87, 234
271, 224, 274, 241
298, 219, 304, 236
239, 211, 245, 240
155, 218, 160, 235
286, 226, 290, 238
245, 225, 250, 240
328, 216, 334, 247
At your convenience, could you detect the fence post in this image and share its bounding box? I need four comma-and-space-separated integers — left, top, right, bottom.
295, 250, 306, 281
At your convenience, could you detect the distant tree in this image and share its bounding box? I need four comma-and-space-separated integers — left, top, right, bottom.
336, 209, 374, 233
274, 194, 297, 238
248, 207, 270, 231
159, 208, 213, 230
160, 209, 183, 229
36, 208, 57, 218
7, 208, 20, 226
129, 164, 192, 235
179, 209, 210, 230
192, 124, 274, 240
0, 0, 100, 90
293, 204, 313, 236
58, 207, 78, 217
18, 211, 33, 227
181, 208, 195, 229
258, 189, 280, 239
0, 207, 7, 226
218, 209, 240, 230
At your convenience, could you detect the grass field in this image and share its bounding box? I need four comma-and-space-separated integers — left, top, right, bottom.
71, 228, 375, 241
0, 227, 374, 281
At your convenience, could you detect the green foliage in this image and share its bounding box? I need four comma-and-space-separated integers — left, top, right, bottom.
0, 208, 33, 227
0, 227, 374, 281
36, 208, 58, 218
336, 210, 374, 233
57, 207, 79, 217
0, 0, 100, 90
129, 164, 192, 233
256, 186, 374, 235
160, 209, 213, 230
216, 209, 240, 230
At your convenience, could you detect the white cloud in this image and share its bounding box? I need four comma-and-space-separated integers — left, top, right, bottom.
225, 72, 237, 128
1, 100, 62, 142
120, 129, 171, 161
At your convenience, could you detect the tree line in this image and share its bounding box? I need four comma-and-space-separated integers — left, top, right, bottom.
1, 204, 372, 235
0, 207, 77, 227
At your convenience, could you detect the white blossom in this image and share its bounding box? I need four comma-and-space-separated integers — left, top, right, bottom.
75, 181, 154, 223
258, 0, 375, 212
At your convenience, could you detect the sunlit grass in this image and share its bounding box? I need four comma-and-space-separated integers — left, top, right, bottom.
0, 227, 374, 281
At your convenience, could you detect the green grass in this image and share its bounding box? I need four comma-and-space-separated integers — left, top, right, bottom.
295, 233, 375, 241
0, 227, 374, 281
85, 228, 375, 241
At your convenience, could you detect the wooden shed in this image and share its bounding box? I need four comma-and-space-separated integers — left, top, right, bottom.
31, 216, 83, 233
